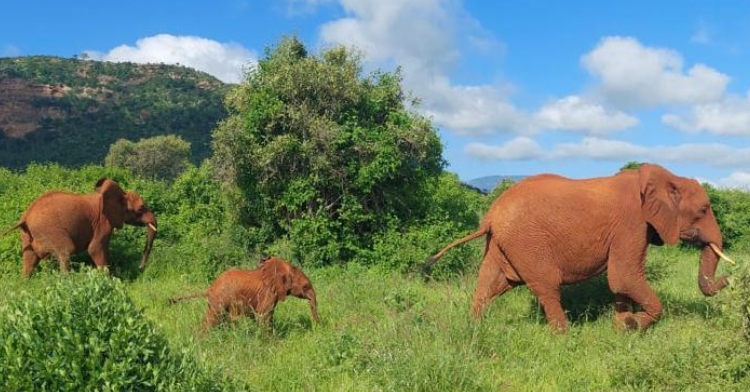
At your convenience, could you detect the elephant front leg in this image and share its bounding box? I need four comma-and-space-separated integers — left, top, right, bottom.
613, 294, 639, 331
608, 267, 663, 331
255, 309, 274, 331
88, 240, 111, 272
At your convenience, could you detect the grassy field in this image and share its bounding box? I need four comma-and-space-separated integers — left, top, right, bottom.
2, 245, 749, 391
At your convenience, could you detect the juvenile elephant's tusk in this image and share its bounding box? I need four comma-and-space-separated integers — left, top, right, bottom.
709, 243, 736, 265
148, 223, 158, 232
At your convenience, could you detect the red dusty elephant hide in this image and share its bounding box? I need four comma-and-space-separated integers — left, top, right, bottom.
425, 163, 736, 332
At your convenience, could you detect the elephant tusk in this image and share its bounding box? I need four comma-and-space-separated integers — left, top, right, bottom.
148, 223, 158, 232
709, 243, 736, 265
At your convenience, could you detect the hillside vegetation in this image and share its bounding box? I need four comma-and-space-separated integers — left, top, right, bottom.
1, 37, 750, 390
0, 56, 228, 168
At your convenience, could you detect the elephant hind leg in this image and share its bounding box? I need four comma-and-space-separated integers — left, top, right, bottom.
21, 232, 43, 278
472, 245, 516, 319
49, 236, 75, 273
21, 248, 41, 278
200, 305, 223, 333
527, 283, 568, 332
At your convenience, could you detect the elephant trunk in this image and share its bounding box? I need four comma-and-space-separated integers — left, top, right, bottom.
306, 289, 320, 324
698, 244, 729, 296
139, 217, 157, 270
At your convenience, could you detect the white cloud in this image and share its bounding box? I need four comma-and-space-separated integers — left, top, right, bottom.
421, 76, 530, 135
551, 139, 750, 167
662, 92, 750, 136
534, 95, 638, 135
550, 137, 649, 160
312, 0, 526, 136
465, 137, 543, 161
318, 0, 460, 69
717, 171, 750, 190
86, 34, 257, 83
466, 137, 750, 168
581, 36, 729, 108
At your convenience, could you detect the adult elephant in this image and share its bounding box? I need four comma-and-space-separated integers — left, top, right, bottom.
425, 164, 736, 332
1, 178, 157, 277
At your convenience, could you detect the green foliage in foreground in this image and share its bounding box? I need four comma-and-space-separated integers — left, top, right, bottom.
2, 247, 749, 391
129, 249, 750, 390
0, 271, 243, 391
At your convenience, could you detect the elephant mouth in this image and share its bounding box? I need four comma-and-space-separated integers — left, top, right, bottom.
679, 227, 703, 245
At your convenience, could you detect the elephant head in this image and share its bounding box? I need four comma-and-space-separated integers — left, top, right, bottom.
95, 178, 158, 270
639, 164, 733, 296
261, 257, 320, 323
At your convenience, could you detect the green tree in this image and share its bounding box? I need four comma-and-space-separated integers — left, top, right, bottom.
212, 36, 445, 265
105, 135, 191, 181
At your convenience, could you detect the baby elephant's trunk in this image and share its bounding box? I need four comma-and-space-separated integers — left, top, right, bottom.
306, 289, 320, 324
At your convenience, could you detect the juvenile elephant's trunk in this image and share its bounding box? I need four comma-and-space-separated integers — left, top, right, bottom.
698, 244, 730, 296
139, 219, 157, 270
306, 289, 320, 324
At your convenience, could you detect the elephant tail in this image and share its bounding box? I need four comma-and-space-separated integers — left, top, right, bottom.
423, 223, 490, 274
0, 221, 25, 238
167, 291, 207, 305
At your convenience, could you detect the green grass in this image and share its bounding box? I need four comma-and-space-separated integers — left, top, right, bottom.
2, 246, 750, 391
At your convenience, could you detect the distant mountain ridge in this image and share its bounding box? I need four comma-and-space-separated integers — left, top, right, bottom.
0, 56, 231, 169
466, 175, 527, 194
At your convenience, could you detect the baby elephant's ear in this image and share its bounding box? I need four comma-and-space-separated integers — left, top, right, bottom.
275, 272, 291, 302
95, 177, 110, 192
262, 259, 293, 302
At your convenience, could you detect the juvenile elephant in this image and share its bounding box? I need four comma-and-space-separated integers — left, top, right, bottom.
425, 164, 736, 332
168, 257, 320, 332
1, 178, 157, 277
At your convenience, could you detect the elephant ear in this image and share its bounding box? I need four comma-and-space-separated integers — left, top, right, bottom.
639, 164, 681, 246
262, 258, 292, 302
97, 178, 126, 229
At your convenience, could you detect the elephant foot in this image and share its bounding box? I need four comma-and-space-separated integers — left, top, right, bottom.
614, 311, 656, 332
614, 312, 639, 332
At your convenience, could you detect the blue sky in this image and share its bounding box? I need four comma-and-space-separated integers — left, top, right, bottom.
3, 1, 750, 188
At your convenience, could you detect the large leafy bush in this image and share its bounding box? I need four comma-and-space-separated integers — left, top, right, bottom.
0, 271, 241, 391
212, 36, 457, 266
105, 135, 191, 182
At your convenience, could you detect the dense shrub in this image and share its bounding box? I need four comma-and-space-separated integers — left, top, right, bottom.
706, 184, 750, 250
359, 173, 485, 277
105, 135, 192, 182
212, 36, 445, 267
0, 271, 242, 391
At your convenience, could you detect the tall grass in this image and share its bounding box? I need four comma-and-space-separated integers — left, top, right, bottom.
3, 246, 747, 391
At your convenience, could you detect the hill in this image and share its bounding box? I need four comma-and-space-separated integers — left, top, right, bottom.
0, 56, 230, 169
466, 174, 526, 193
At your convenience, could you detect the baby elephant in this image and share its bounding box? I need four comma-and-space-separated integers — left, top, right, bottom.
169, 257, 320, 331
